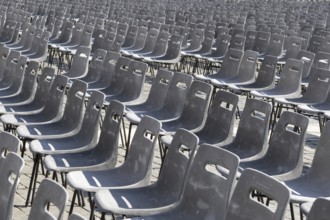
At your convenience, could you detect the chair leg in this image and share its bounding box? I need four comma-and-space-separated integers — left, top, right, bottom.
290, 203, 296, 220
25, 153, 41, 206
89, 198, 96, 220
69, 189, 78, 214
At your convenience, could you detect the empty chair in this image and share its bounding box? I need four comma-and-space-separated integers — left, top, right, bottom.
252, 31, 270, 58
221, 98, 272, 161
211, 50, 258, 88
229, 55, 278, 92
0, 61, 39, 106
284, 121, 330, 219
123, 144, 239, 220
239, 111, 309, 181
93, 129, 198, 217
79, 49, 107, 84
104, 59, 148, 104
29, 91, 105, 156
54, 115, 161, 214
224, 168, 290, 220
125, 69, 173, 112
137, 31, 170, 60
28, 179, 68, 220
195, 48, 243, 82
0, 67, 54, 117
0, 152, 24, 220
251, 58, 304, 99
278, 36, 303, 64
0, 131, 20, 167
228, 35, 246, 51
130, 28, 159, 58
264, 34, 285, 58
62, 46, 91, 79
159, 80, 212, 135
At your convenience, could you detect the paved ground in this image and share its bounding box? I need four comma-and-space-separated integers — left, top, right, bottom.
9, 67, 321, 219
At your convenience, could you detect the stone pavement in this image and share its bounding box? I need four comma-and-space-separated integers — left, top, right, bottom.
9, 72, 321, 220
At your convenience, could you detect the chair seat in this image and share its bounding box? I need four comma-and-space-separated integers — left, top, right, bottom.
95, 187, 178, 216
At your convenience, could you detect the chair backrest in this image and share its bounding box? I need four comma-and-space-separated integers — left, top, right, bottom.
82, 49, 107, 82
229, 98, 272, 158
36, 74, 68, 119
15, 60, 39, 101
297, 50, 315, 79
165, 144, 239, 219
253, 31, 270, 55
0, 131, 20, 168
244, 30, 257, 51
306, 198, 330, 220
214, 48, 243, 79
74, 91, 105, 146
109, 34, 125, 52
160, 72, 193, 118
28, 179, 68, 220
25, 67, 54, 108
63, 46, 91, 78
120, 116, 161, 184
196, 90, 239, 146
103, 57, 132, 95
0, 152, 24, 220
147, 31, 170, 57
122, 25, 138, 48
135, 28, 159, 55
91, 29, 107, 53
308, 35, 324, 54
229, 35, 246, 51
158, 34, 183, 61
14, 22, 30, 47
0, 20, 16, 42
113, 59, 147, 102
79, 25, 93, 47
312, 51, 330, 70
249, 55, 278, 89
156, 129, 198, 199
91, 100, 124, 168
19, 26, 36, 51
68, 22, 84, 46
282, 36, 303, 61
177, 80, 213, 129
49, 19, 62, 40
264, 111, 309, 180
0, 50, 20, 86
1, 53, 27, 90
225, 168, 290, 220
127, 69, 173, 111
275, 58, 304, 97
231, 50, 258, 83
265, 34, 285, 57
299, 68, 330, 103
0, 46, 10, 80
127, 26, 148, 51
211, 33, 230, 57
60, 79, 87, 128
7, 21, 20, 44
55, 21, 73, 43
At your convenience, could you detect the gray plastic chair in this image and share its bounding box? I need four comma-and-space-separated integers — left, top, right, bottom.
138, 31, 170, 60
181, 28, 204, 54
0, 50, 23, 90
0, 131, 19, 167
62, 46, 91, 79
1, 74, 68, 129
211, 50, 258, 88
125, 69, 173, 113
264, 34, 285, 58
228, 35, 246, 51
128, 144, 239, 220
15, 79, 87, 140
91, 29, 107, 54
195, 48, 243, 82
122, 26, 148, 54
26, 31, 50, 63
253, 31, 270, 57
0, 20, 16, 43
93, 129, 198, 217
0, 152, 24, 220
0, 46, 10, 80
60, 115, 160, 214
28, 179, 68, 220
222, 98, 272, 161
278, 36, 303, 64
302, 51, 330, 86
229, 55, 278, 92
121, 25, 138, 49
105, 60, 148, 104
240, 111, 309, 181
80, 49, 107, 83
159, 80, 212, 135
14, 26, 37, 53
87, 51, 121, 91
302, 198, 330, 220
0, 55, 27, 98
29, 91, 105, 156
6, 23, 30, 49
0, 66, 54, 116
0, 61, 39, 106
125, 71, 193, 128
200, 33, 230, 61
130, 28, 159, 58
284, 120, 330, 219
297, 50, 315, 81
275, 68, 330, 114
225, 168, 290, 220
251, 58, 304, 99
